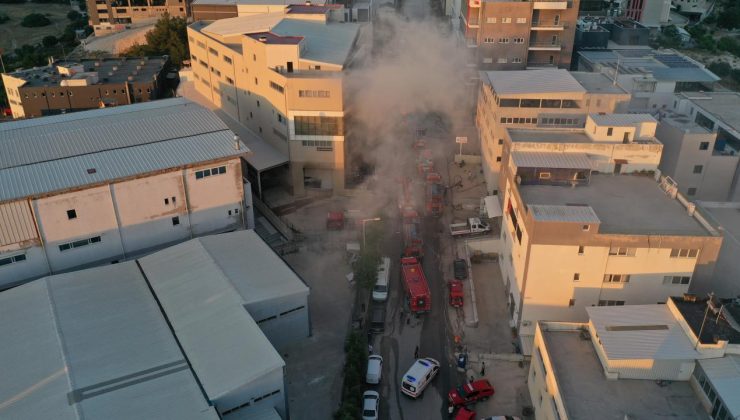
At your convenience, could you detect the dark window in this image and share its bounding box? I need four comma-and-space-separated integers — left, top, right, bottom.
67, 209, 77, 220
294, 116, 344, 136
568, 298, 575, 307
699, 142, 709, 150
693, 165, 703, 174
687, 187, 697, 196
578, 246, 584, 255
499, 98, 520, 107
172, 216, 180, 226
496, 156, 502, 162
573, 273, 580, 281
607, 127, 614, 136
498, 139, 503, 145
164, 198, 169, 205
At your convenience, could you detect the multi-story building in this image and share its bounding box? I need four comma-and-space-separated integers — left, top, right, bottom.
190, 0, 351, 21
494, 114, 723, 351
1, 57, 168, 119
696, 201, 740, 298
86, 0, 189, 35
476, 69, 630, 192
460, 0, 580, 70
0, 98, 254, 289
530, 296, 740, 420
620, 0, 670, 27
653, 91, 740, 202
187, 10, 359, 195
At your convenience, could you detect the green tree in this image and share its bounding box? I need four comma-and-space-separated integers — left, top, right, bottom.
42, 35, 58, 48
717, 36, 740, 57
659, 25, 682, 49
21, 13, 51, 28
717, 6, 740, 29
731, 69, 740, 84
708, 61, 731, 77
67, 10, 82, 21
124, 13, 189, 66
0, 13, 9, 24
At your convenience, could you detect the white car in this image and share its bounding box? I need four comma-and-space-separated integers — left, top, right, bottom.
401, 357, 440, 398
362, 390, 380, 420
366, 355, 383, 384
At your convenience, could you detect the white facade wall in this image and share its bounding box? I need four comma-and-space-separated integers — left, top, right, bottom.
246, 292, 310, 351
214, 364, 286, 418
528, 325, 569, 420
0, 158, 250, 289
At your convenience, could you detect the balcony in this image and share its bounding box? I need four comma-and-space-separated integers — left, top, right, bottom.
528, 41, 562, 51
530, 21, 567, 30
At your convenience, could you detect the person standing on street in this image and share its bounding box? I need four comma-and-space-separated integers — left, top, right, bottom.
414, 345, 419, 359
480, 361, 486, 376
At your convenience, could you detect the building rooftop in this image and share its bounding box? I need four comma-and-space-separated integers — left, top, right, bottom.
0, 262, 219, 420
660, 110, 712, 134
670, 296, 740, 345
680, 92, 740, 135
481, 69, 586, 96
137, 231, 299, 399
578, 49, 719, 83
586, 305, 703, 360
0, 98, 249, 204
697, 355, 740, 419
543, 329, 705, 420
200, 13, 285, 38
589, 113, 657, 126
3, 57, 167, 88
529, 205, 600, 223
271, 18, 359, 66
518, 174, 710, 235
511, 151, 592, 169
570, 72, 629, 94
509, 128, 593, 144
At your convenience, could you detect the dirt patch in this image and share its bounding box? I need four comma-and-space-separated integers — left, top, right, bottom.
0, 3, 72, 52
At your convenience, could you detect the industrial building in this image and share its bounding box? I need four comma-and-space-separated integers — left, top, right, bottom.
1, 57, 169, 119
187, 11, 360, 196
476, 69, 631, 191
0, 98, 254, 290
655, 91, 740, 201
529, 295, 740, 420
86, 0, 188, 36
0, 230, 310, 419
459, 0, 580, 70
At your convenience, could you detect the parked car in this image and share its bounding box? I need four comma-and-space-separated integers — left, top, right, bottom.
454, 407, 476, 420
448, 280, 464, 308
362, 390, 380, 420
453, 258, 468, 280
448, 379, 494, 407
401, 357, 440, 398
369, 305, 386, 333
366, 355, 383, 384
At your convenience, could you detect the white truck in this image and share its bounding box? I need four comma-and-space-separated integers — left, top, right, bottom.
449, 217, 491, 236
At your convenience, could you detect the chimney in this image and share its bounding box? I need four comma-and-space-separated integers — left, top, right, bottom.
233, 135, 241, 150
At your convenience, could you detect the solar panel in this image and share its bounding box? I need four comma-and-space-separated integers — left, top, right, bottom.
655, 54, 697, 68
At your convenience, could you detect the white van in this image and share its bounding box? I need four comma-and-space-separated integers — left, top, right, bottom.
401, 357, 440, 398
372, 257, 391, 302
366, 355, 383, 384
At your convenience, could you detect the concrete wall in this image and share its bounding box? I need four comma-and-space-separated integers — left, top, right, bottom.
0, 158, 249, 289
246, 292, 310, 352
216, 365, 286, 418
528, 324, 570, 420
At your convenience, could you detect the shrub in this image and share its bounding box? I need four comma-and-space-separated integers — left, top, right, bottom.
42, 35, 58, 48
67, 10, 82, 21
731, 69, 740, 84
708, 61, 732, 77
0, 13, 9, 24
21, 13, 51, 28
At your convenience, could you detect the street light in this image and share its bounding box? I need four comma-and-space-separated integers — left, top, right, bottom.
360, 217, 382, 248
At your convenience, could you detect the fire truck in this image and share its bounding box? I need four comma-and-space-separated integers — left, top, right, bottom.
425, 172, 443, 217
401, 257, 431, 313
402, 208, 424, 258
417, 149, 434, 176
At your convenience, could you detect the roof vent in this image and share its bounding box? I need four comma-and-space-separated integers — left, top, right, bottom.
87, 168, 97, 174
258, 35, 268, 42
233, 135, 241, 150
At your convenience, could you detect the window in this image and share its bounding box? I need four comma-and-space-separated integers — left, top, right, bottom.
512, 58, 522, 63
498, 37, 510, 43
496, 156, 502, 162
516, 17, 527, 23
699, 141, 709, 150
603, 274, 630, 283
497, 58, 508, 64
693, 165, 703, 174
164, 198, 169, 205
254, 77, 258, 85
582, 224, 590, 231
663, 275, 690, 285
568, 298, 575, 307
58, 236, 101, 252
687, 187, 697, 196
270, 81, 285, 93
498, 139, 503, 145
294, 116, 343, 136
195, 166, 227, 179
223, 55, 232, 64
226, 77, 234, 85
482, 57, 493, 64
172, 216, 180, 226
0, 254, 27, 267
298, 90, 330, 98
486, 17, 496, 23
301, 140, 334, 150
538, 172, 551, 179
670, 248, 699, 258
598, 300, 625, 306
208, 47, 218, 56
607, 127, 614, 136
483, 37, 495, 43
197, 41, 205, 49
578, 246, 584, 255
573, 273, 580, 281
502, 17, 511, 23
67, 209, 77, 220
609, 247, 636, 256
513, 37, 525, 44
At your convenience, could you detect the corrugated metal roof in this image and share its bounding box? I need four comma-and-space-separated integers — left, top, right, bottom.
586, 305, 702, 360
652, 67, 720, 83
198, 230, 309, 305
589, 113, 657, 126
698, 355, 740, 418
483, 69, 586, 95
0, 98, 229, 170
227, 405, 282, 420
0, 263, 219, 420
272, 19, 360, 66
138, 236, 285, 401
0, 201, 37, 246
0, 132, 247, 204
511, 151, 592, 169
529, 204, 600, 223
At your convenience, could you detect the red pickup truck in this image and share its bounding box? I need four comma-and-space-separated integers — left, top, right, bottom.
448, 379, 494, 407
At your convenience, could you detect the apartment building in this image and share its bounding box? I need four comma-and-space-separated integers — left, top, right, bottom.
87, 0, 188, 35
530, 296, 740, 420
620, 0, 670, 28
1, 57, 168, 119
654, 91, 740, 201
476, 69, 630, 192
187, 10, 359, 195
0, 98, 254, 289
495, 115, 722, 351
461, 0, 580, 70
191, 0, 349, 21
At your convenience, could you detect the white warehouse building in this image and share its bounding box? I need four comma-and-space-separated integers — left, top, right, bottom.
0, 230, 310, 420
0, 98, 255, 289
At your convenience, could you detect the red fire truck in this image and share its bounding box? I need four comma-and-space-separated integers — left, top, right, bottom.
401, 257, 431, 313
425, 172, 443, 217
402, 208, 424, 258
